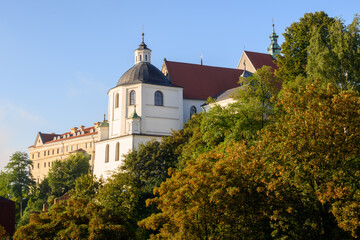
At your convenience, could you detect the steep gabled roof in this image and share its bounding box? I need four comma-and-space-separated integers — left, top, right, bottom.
243, 51, 277, 70
40, 133, 60, 144
163, 60, 243, 100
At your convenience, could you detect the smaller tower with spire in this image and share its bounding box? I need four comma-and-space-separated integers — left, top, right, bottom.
268, 23, 281, 59
127, 106, 141, 134
134, 31, 152, 64
98, 114, 109, 140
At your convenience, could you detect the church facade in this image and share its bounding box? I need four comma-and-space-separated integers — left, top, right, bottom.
30, 27, 281, 180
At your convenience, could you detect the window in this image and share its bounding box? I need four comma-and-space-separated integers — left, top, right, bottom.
48, 162, 50, 167
48, 150, 50, 155
129, 90, 136, 105
115, 93, 119, 108
38, 163, 40, 169
44, 151, 46, 157
32, 154, 34, 159
139, 55, 142, 61
38, 152, 40, 158
154, 91, 163, 106
57, 148, 59, 154
105, 144, 109, 163
190, 106, 197, 118
85, 143, 88, 149
52, 149, 54, 155
44, 162, 46, 167
115, 142, 120, 161
145, 54, 148, 61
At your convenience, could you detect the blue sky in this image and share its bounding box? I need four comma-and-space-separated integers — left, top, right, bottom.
0, 0, 358, 170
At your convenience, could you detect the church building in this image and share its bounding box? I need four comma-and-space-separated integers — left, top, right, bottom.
30, 26, 281, 180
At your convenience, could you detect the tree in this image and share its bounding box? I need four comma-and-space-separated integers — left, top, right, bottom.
0, 171, 10, 198
276, 11, 335, 84
14, 174, 131, 240
307, 15, 360, 90
261, 83, 360, 238
48, 152, 90, 197
139, 142, 273, 239
201, 65, 280, 147
5, 151, 34, 218
96, 132, 189, 239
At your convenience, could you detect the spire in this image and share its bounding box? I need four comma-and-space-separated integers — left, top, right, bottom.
99, 114, 109, 127
128, 105, 141, 119
267, 23, 281, 59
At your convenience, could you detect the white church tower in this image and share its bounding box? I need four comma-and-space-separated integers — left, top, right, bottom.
93, 33, 183, 179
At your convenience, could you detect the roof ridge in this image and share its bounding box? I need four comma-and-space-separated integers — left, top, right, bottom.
166, 60, 242, 71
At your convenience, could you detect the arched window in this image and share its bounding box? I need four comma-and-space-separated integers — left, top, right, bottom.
190, 106, 197, 118
139, 55, 142, 61
115, 93, 119, 108
154, 91, 163, 106
105, 144, 109, 163
115, 142, 120, 161
129, 90, 136, 105
145, 54, 148, 61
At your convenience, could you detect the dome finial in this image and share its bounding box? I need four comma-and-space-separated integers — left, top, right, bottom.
142, 25, 144, 43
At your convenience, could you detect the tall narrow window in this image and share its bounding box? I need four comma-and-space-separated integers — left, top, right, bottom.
129, 90, 136, 105
145, 55, 148, 61
115, 142, 120, 161
115, 93, 119, 108
139, 55, 142, 61
190, 106, 197, 118
105, 144, 109, 163
155, 91, 163, 106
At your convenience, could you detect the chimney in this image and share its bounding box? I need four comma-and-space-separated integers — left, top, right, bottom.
79, 125, 85, 131
70, 127, 78, 134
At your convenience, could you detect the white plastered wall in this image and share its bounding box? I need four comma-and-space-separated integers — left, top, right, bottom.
141, 84, 183, 135
93, 134, 162, 179
183, 99, 206, 123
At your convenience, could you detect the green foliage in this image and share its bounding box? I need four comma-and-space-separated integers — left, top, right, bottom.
48, 152, 90, 197
201, 65, 279, 147
4, 151, 34, 218
14, 197, 133, 240
276, 11, 335, 84
0, 171, 10, 198
71, 174, 103, 200
0, 225, 8, 239
307, 15, 360, 90
261, 83, 360, 238
139, 143, 273, 239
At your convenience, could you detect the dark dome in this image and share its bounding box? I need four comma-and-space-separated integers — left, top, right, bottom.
117, 62, 171, 87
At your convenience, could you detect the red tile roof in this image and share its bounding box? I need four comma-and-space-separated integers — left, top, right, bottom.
165, 61, 243, 100
244, 51, 278, 70
40, 133, 60, 143
30, 126, 97, 148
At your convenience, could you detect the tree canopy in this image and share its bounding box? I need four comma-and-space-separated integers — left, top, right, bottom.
48, 152, 90, 197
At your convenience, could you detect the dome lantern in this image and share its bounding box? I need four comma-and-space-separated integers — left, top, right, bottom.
134, 32, 152, 64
